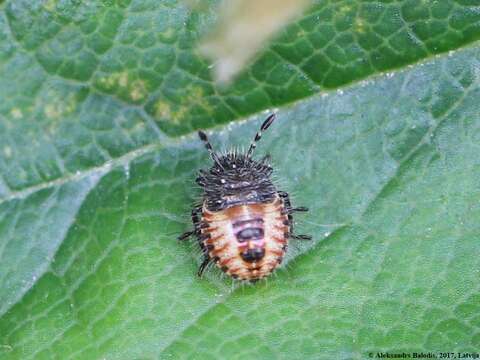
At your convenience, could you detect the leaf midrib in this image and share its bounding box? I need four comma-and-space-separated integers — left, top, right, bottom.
2, 41, 474, 204
2, 1, 479, 198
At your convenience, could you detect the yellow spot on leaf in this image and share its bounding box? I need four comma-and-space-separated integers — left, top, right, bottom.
154, 85, 212, 124
98, 72, 130, 90
3, 146, 12, 158
44, 104, 61, 119
10, 108, 23, 119
172, 107, 189, 123
154, 100, 188, 124
44, 94, 77, 119
43, 0, 57, 12
162, 27, 177, 42
339, 5, 352, 13
355, 18, 366, 33
118, 72, 129, 88
98, 73, 124, 89
129, 80, 147, 102
155, 101, 172, 119
97, 72, 147, 102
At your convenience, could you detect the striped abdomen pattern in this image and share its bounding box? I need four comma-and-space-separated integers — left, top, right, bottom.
200, 195, 289, 281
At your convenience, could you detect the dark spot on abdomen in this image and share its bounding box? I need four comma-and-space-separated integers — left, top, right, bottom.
236, 227, 264, 242
241, 248, 265, 263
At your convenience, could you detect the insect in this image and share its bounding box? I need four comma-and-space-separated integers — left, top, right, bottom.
179, 114, 311, 281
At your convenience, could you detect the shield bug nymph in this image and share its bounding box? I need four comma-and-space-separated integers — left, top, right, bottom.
179, 114, 311, 281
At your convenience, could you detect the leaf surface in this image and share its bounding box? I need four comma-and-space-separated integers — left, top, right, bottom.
1, 0, 479, 358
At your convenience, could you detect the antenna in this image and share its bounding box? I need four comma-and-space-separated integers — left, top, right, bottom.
198, 131, 222, 165
247, 113, 276, 157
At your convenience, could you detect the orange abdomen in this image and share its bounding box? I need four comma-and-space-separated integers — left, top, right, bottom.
201, 196, 289, 280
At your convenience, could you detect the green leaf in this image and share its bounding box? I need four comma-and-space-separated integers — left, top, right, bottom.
1, 0, 480, 358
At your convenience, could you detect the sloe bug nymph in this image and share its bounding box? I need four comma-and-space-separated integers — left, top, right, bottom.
179, 114, 311, 281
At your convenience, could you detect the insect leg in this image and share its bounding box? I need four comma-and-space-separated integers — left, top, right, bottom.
278, 191, 291, 209
178, 206, 202, 241
278, 191, 311, 241
198, 131, 222, 165
291, 206, 309, 212
279, 191, 309, 213
192, 207, 201, 229
178, 230, 194, 241
197, 256, 212, 277
291, 234, 312, 240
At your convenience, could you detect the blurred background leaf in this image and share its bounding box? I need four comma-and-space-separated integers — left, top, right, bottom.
200, 0, 311, 83
0, 0, 479, 358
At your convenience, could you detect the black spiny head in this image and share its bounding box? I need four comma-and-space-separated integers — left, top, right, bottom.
196, 114, 277, 211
